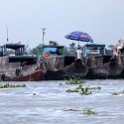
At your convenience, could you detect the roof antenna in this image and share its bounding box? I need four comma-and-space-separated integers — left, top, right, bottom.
26, 39, 29, 48
6, 25, 9, 43
41, 28, 46, 45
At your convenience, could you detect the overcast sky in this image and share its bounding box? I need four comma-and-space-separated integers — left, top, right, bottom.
0, 0, 124, 48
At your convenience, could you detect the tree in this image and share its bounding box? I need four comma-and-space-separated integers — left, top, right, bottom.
31, 48, 37, 55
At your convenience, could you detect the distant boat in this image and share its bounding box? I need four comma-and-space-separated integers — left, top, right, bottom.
0, 43, 45, 81
37, 43, 124, 80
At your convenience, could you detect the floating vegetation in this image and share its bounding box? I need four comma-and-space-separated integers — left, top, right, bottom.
75, 85, 101, 90
80, 87, 92, 95
88, 86, 101, 90
66, 77, 85, 84
33, 93, 36, 95
28, 78, 35, 81
64, 109, 96, 115
75, 85, 82, 89
0, 83, 26, 88
66, 89, 79, 92
111, 90, 124, 96
64, 109, 83, 112
112, 92, 119, 96
83, 109, 95, 115
66, 84, 101, 95
66, 84, 81, 93
111, 89, 124, 95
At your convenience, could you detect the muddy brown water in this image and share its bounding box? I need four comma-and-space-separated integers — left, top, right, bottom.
0, 79, 124, 124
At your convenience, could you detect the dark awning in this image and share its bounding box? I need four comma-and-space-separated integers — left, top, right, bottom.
6, 44, 25, 50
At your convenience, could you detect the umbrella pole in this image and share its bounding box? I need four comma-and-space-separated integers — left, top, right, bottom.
78, 41, 80, 45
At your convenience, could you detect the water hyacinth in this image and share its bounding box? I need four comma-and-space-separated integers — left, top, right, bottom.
112, 92, 119, 96
75, 84, 82, 89
65, 77, 85, 84
66, 84, 101, 94
83, 109, 95, 115
111, 90, 124, 96
80, 87, 92, 95
88, 86, 101, 90
64, 109, 96, 115
33, 93, 36, 95
64, 109, 84, 112
66, 89, 79, 92
28, 78, 35, 81
0, 83, 26, 88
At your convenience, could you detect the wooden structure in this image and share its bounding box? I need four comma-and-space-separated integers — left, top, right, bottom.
35, 43, 124, 80
0, 43, 45, 81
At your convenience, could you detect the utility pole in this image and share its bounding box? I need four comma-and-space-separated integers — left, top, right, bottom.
41, 28, 46, 45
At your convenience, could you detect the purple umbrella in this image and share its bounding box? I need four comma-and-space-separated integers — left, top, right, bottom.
65, 31, 93, 45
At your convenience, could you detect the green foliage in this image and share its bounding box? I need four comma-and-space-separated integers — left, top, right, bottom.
64, 109, 96, 115
0, 83, 26, 88
49, 41, 58, 45
66, 77, 85, 84
33, 93, 36, 95
76, 85, 101, 90
66, 84, 101, 95
112, 92, 119, 95
83, 109, 95, 115
112, 90, 124, 96
66, 84, 81, 93
30, 48, 37, 55
75, 85, 82, 89
66, 89, 79, 92
80, 87, 92, 95
88, 86, 101, 90
64, 109, 83, 112
28, 78, 35, 81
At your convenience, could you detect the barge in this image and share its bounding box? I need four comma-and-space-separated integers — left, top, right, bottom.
0, 43, 45, 81
38, 43, 124, 80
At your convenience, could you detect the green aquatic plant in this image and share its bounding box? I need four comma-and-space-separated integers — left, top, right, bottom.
66, 77, 85, 84
83, 109, 95, 115
76, 85, 101, 90
28, 78, 35, 81
33, 93, 36, 95
80, 87, 92, 95
89, 86, 101, 90
112, 90, 124, 96
64, 109, 96, 115
66, 89, 79, 93
66, 85, 100, 95
64, 109, 84, 112
112, 92, 119, 96
66, 85, 81, 93
0, 83, 26, 88
75, 84, 82, 89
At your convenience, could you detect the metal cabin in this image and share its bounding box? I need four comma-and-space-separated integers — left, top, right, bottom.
0, 44, 37, 65
82, 44, 106, 57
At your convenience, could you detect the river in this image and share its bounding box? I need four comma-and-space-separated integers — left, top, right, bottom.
0, 79, 124, 124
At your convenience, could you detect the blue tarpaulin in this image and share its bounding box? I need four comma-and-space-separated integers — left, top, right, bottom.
44, 47, 57, 52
